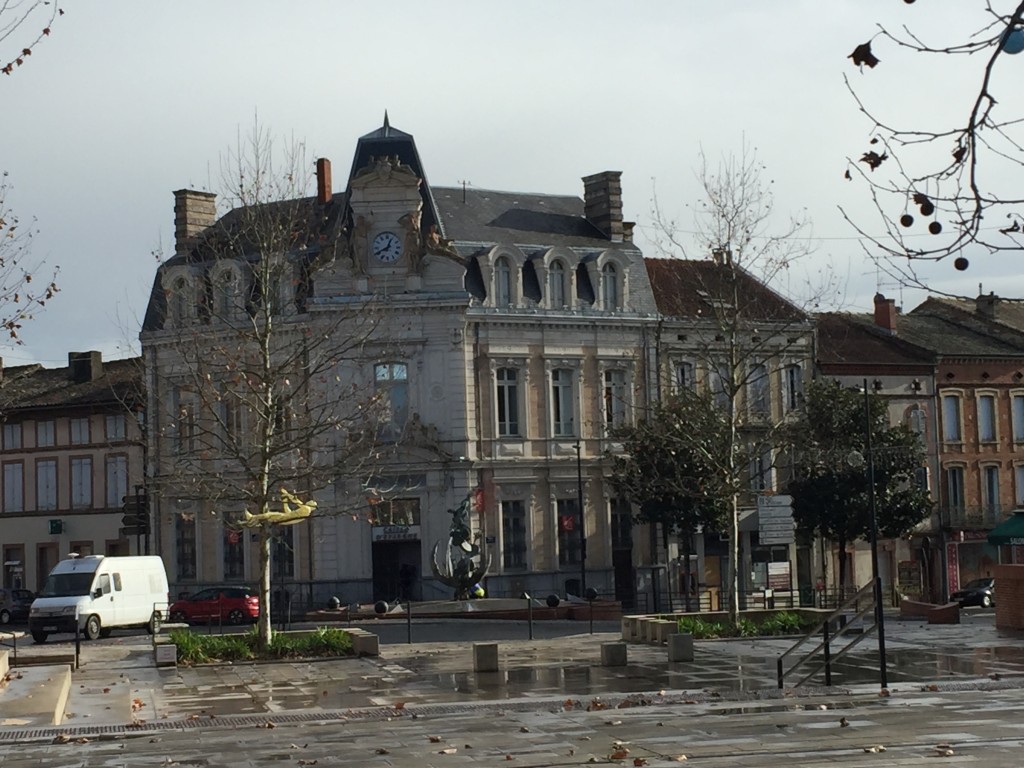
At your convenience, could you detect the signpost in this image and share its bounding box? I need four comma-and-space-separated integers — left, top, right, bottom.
757, 495, 794, 545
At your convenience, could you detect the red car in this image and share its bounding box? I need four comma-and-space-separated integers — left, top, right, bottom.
168, 587, 259, 625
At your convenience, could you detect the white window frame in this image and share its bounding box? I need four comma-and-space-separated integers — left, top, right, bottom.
374, 362, 409, 437
105, 455, 127, 508
3, 462, 23, 513
1015, 464, 1024, 506
941, 394, 962, 443
982, 464, 1000, 515
551, 368, 575, 437
494, 256, 512, 307
71, 456, 92, 509
945, 465, 965, 513
549, 260, 567, 308
495, 367, 521, 438
500, 499, 527, 570
748, 361, 770, 417
105, 413, 125, 441
603, 369, 630, 429
69, 417, 89, 446
36, 420, 55, 448
36, 458, 57, 511
1013, 393, 1024, 443
978, 393, 997, 443
673, 361, 695, 392
784, 364, 804, 411
3, 423, 21, 450
601, 262, 619, 310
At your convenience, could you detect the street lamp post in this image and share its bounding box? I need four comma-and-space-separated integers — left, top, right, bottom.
575, 437, 587, 593
862, 378, 889, 690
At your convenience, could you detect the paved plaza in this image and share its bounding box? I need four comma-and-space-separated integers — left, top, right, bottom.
2, 611, 1024, 765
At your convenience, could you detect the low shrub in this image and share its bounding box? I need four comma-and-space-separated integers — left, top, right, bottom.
169, 626, 353, 665
674, 611, 813, 640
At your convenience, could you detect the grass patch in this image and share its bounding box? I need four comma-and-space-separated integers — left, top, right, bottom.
675, 611, 814, 640
169, 626, 354, 665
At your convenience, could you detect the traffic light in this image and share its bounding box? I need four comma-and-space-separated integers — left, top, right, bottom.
121, 492, 150, 535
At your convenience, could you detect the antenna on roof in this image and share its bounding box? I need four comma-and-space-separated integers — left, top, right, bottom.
458, 179, 471, 204
382, 110, 391, 136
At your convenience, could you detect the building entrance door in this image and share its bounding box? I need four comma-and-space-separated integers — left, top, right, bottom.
371, 541, 421, 603
36, 543, 58, 593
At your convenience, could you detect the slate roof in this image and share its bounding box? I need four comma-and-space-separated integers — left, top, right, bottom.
0, 356, 142, 413
644, 258, 807, 323
815, 312, 935, 368
903, 298, 1024, 357
433, 187, 629, 250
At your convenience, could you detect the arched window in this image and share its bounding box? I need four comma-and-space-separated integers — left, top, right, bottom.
215, 270, 236, 319
495, 257, 512, 306
601, 262, 619, 310
171, 277, 190, 327
549, 261, 566, 308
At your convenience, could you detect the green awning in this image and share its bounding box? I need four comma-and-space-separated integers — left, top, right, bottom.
987, 510, 1024, 546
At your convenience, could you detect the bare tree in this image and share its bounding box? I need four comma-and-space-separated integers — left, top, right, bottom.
1, 1, 64, 78
648, 146, 818, 623
843, 1, 1024, 286
144, 125, 402, 646
0, 172, 59, 343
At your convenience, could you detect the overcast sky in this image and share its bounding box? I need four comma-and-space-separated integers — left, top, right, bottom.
3, 1, 1018, 367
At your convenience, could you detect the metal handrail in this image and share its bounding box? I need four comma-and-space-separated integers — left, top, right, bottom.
777, 580, 878, 689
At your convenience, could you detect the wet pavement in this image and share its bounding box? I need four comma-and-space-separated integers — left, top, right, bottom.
3, 610, 1024, 765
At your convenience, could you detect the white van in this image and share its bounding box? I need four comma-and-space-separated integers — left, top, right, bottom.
28, 555, 169, 643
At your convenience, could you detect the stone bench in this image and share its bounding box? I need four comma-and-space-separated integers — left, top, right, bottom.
621, 615, 642, 642
473, 642, 499, 672
900, 599, 960, 625
601, 641, 627, 666
346, 628, 380, 656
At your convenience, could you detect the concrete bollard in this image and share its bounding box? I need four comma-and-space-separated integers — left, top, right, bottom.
601, 641, 628, 667
668, 632, 694, 662
473, 642, 499, 672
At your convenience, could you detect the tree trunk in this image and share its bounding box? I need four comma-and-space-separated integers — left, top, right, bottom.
728, 493, 740, 625
257, 528, 272, 647
837, 535, 848, 600
662, 524, 673, 613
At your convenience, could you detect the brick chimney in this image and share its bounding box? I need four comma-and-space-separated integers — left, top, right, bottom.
976, 291, 1000, 320
173, 189, 217, 255
316, 158, 332, 205
582, 171, 624, 242
68, 351, 102, 384
873, 293, 898, 334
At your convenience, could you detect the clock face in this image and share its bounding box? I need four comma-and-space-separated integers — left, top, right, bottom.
372, 231, 403, 263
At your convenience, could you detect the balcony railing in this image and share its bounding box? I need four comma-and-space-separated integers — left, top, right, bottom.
939, 504, 1011, 530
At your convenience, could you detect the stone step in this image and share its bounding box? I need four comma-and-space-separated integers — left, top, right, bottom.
0, 661, 72, 726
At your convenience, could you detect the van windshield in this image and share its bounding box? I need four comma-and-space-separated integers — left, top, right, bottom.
39, 573, 94, 597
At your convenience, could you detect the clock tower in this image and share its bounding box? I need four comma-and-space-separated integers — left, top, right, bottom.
347, 155, 425, 289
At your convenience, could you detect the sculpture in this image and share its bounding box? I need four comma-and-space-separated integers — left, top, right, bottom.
430, 489, 489, 600
239, 488, 317, 528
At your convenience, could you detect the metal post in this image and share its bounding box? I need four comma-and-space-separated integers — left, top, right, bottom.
74, 606, 81, 671
136, 484, 149, 556
575, 437, 586, 593
863, 378, 888, 689
406, 599, 412, 644
526, 594, 534, 640
134, 485, 142, 556
823, 618, 832, 687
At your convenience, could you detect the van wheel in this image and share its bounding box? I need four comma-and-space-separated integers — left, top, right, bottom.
31, 630, 47, 644
147, 611, 161, 635
227, 609, 245, 625
98, 628, 112, 639
83, 614, 102, 641
0, 609, 10, 624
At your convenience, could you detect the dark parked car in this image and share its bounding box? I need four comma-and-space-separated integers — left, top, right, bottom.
0, 588, 35, 624
950, 577, 995, 608
168, 587, 259, 625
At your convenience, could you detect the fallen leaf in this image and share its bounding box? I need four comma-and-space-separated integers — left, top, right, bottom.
633, 759, 648, 766
298, 761, 318, 766
394, 701, 405, 710
610, 748, 630, 759
439, 747, 457, 754
429, 735, 442, 743
839, 717, 849, 728
260, 721, 276, 729
519, 726, 530, 733
374, 748, 390, 755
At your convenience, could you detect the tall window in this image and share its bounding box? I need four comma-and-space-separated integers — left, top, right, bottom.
36, 420, 55, 448
983, 465, 1000, 515
216, 270, 236, 318
944, 466, 965, 513
176, 513, 197, 581
942, 395, 962, 442
673, 361, 694, 392
557, 498, 581, 565
604, 369, 629, 428
71, 457, 92, 509
784, 364, 803, 411
501, 500, 527, 570
549, 261, 566, 308
3, 463, 23, 513
978, 395, 997, 442
374, 362, 409, 437
223, 519, 245, 580
748, 362, 769, 417
1014, 395, 1024, 442
106, 413, 125, 441
749, 449, 773, 491
106, 455, 127, 508
551, 368, 575, 437
907, 406, 926, 436
709, 364, 729, 410
69, 418, 89, 445
494, 257, 512, 306
1015, 465, 1024, 506
610, 498, 633, 551
601, 262, 619, 310
496, 367, 520, 437
171, 277, 189, 326
36, 459, 57, 511
2, 423, 20, 450
220, 390, 244, 443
